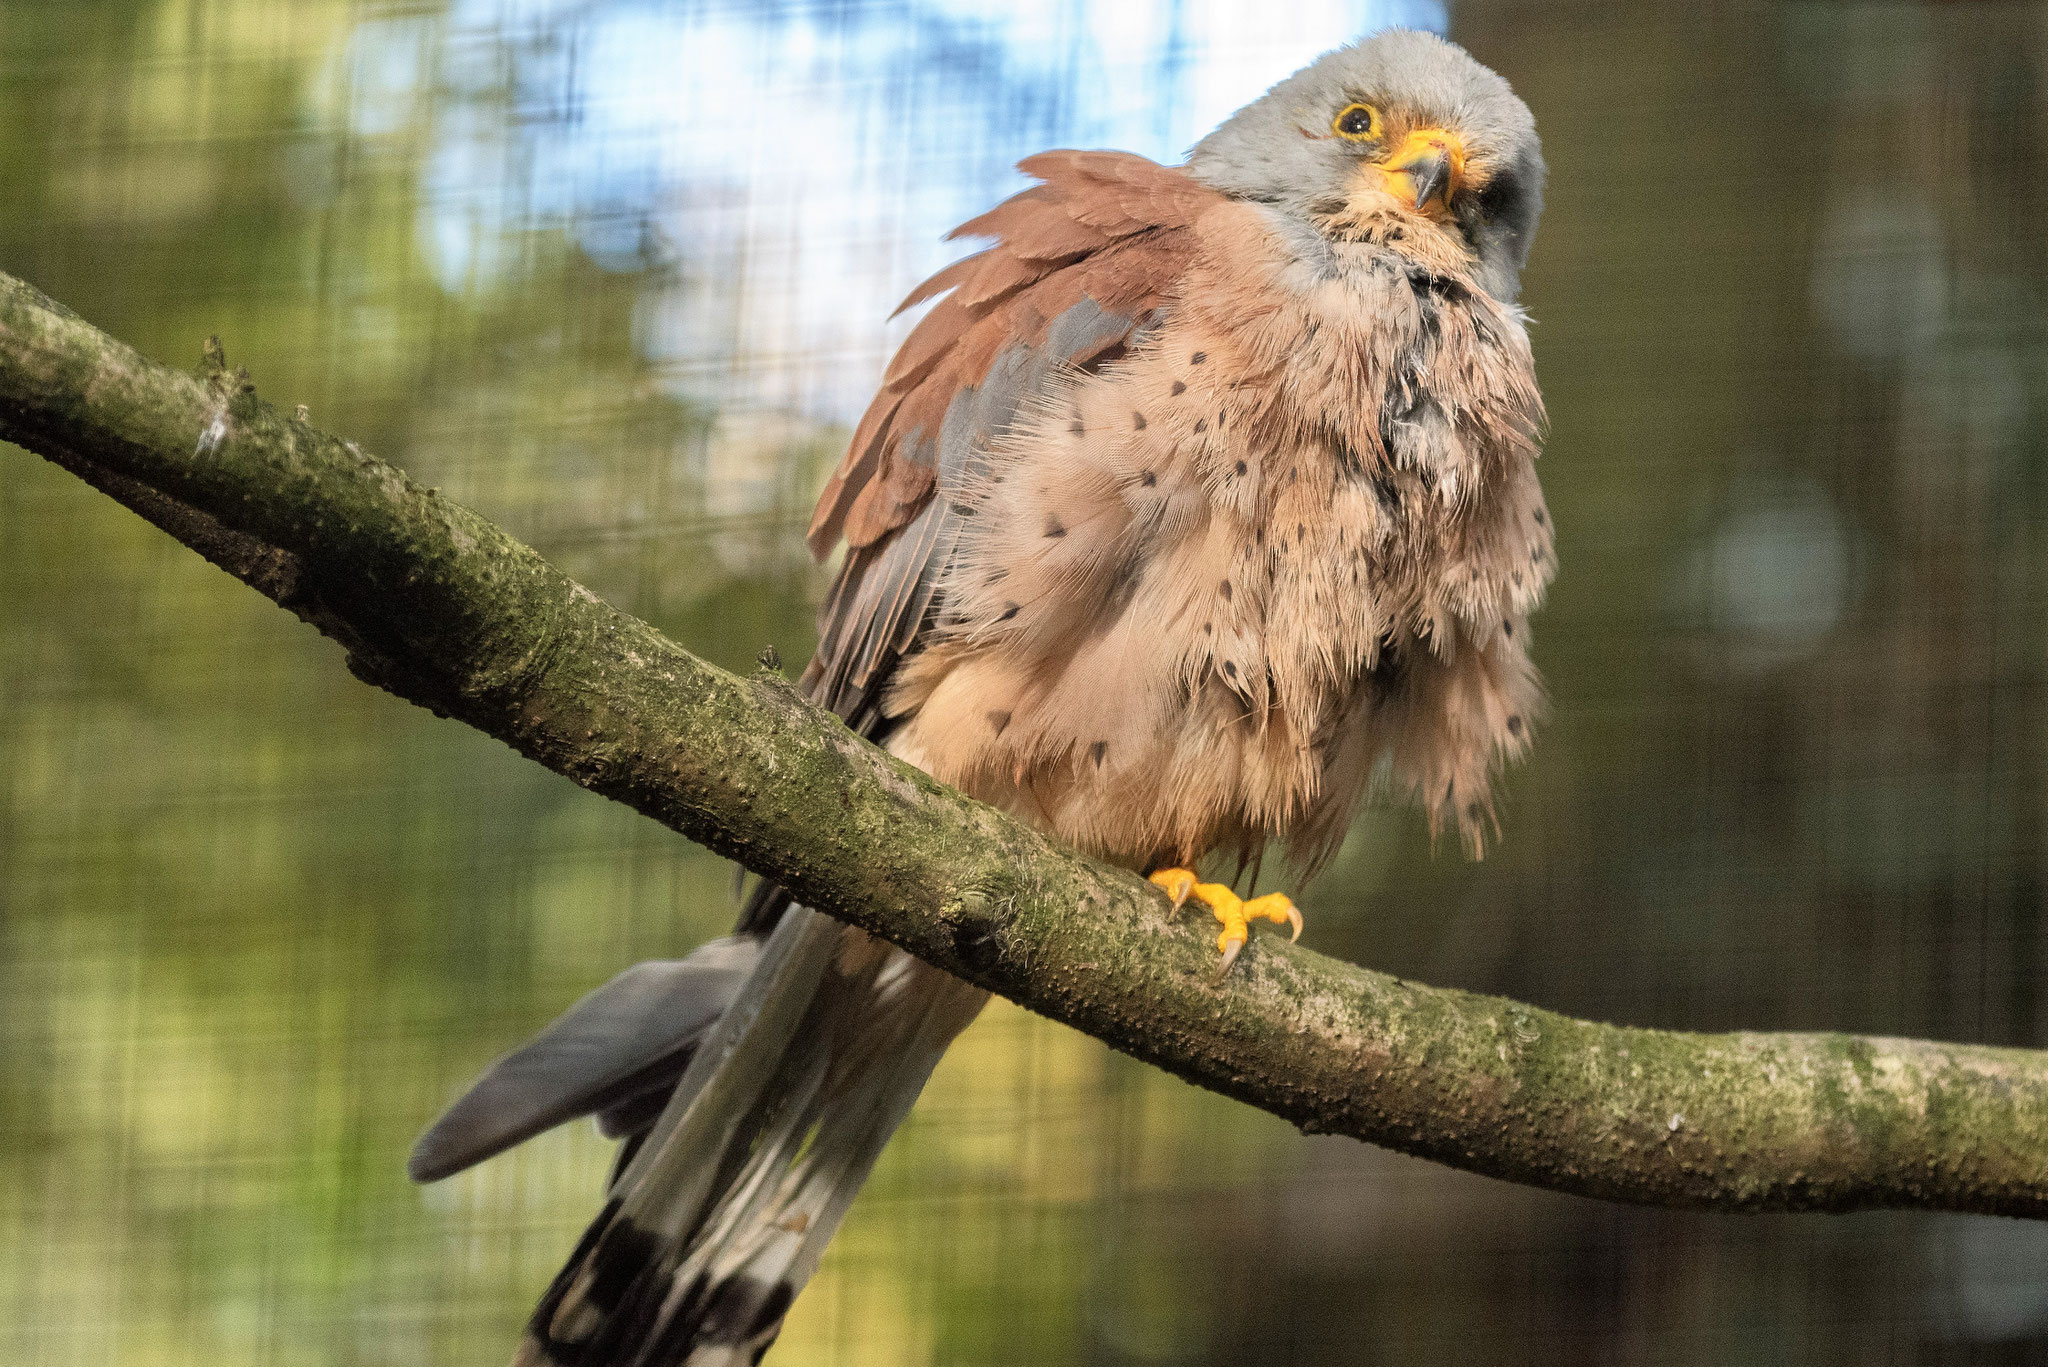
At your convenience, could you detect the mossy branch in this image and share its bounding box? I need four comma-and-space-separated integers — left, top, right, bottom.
3, 266, 2045, 1219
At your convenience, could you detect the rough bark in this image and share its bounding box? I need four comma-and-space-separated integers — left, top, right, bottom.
3, 266, 2045, 1219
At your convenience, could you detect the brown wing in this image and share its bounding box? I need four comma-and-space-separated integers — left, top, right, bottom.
799, 151, 1222, 736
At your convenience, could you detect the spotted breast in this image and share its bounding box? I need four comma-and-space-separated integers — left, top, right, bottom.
887, 177, 1552, 877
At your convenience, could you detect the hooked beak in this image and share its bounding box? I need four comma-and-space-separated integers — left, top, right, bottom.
1380, 128, 1467, 213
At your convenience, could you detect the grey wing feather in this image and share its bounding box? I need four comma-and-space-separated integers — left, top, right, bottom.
801, 296, 1159, 738
408, 936, 761, 1183
735, 299, 1168, 1034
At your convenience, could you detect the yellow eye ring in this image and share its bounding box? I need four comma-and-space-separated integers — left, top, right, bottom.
1332, 102, 1381, 141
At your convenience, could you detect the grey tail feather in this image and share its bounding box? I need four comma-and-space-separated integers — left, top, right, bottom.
512, 907, 988, 1367
409, 937, 761, 1184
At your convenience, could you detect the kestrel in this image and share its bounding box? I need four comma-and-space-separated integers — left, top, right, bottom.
412, 28, 1552, 1366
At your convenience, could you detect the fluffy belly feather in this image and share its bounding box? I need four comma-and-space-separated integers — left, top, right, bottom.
890, 228, 1552, 876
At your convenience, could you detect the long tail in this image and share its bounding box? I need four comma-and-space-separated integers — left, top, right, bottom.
409, 938, 763, 1185
513, 907, 988, 1367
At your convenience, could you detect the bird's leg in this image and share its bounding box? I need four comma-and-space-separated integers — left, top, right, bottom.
1147, 869, 1303, 976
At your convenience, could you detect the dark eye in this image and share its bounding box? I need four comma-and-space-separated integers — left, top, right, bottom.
1332, 103, 1380, 141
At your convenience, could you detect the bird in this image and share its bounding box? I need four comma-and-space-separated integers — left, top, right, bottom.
408, 27, 1553, 1367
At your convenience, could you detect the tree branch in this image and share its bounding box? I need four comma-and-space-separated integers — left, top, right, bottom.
4, 266, 2045, 1219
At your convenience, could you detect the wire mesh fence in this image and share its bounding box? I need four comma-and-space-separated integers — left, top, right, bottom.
4, 1, 2048, 1363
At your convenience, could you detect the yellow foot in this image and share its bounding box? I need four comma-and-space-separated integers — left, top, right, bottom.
1147, 868, 1302, 976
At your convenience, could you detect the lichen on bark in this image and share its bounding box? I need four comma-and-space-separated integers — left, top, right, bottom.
3, 265, 2048, 1218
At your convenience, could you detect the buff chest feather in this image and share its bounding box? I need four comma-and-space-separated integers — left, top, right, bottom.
888, 171, 1552, 873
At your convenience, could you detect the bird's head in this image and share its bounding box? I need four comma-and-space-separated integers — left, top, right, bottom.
1187, 29, 1545, 302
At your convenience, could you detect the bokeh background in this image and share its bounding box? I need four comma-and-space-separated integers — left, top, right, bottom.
5, 1, 2048, 1363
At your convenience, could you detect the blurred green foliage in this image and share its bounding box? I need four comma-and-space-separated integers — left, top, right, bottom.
5, 2, 2048, 1365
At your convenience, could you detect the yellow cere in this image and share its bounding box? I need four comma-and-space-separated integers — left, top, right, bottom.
1379, 126, 1469, 210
